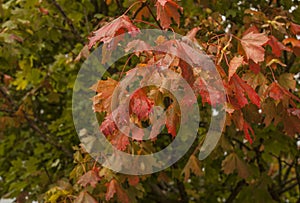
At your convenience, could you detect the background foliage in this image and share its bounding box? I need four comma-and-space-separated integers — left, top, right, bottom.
0, 0, 300, 202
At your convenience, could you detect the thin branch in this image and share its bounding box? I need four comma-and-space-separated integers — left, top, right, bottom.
176, 179, 189, 203
279, 182, 298, 194
50, 0, 84, 43
225, 180, 246, 203
145, 3, 163, 30
132, 1, 147, 19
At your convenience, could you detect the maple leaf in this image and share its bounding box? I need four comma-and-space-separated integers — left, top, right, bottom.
240, 31, 269, 63
100, 115, 117, 136
127, 176, 139, 186
248, 60, 260, 74
243, 121, 254, 144
75, 191, 97, 203
230, 74, 260, 108
267, 36, 291, 57
91, 78, 118, 113
228, 56, 244, 81
282, 38, 300, 47
267, 82, 285, 101
181, 155, 203, 182
106, 179, 129, 203
130, 89, 154, 121
243, 25, 259, 35
155, 0, 183, 29
109, 131, 130, 151
165, 103, 180, 137
222, 153, 250, 179
278, 73, 296, 90
179, 59, 195, 85
230, 110, 244, 130
194, 77, 224, 106
261, 99, 280, 126
290, 22, 300, 35
88, 15, 140, 49
282, 38, 300, 56
283, 111, 300, 137
77, 168, 101, 188
105, 179, 117, 201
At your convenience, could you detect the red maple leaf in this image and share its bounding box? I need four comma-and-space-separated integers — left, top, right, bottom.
100, 115, 117, 136
240, 31, 269, 63
77, 168, 101, 188
88, 15, 140, 49
229, 74, 260, 108
109, 131, 130, 151
290, 22, 300, 35
267, 36, 291, 57
130, 89, 154, 121
127, 176, 139, 186
194, 77, 224, 106
105, 179, 117, 201
248, 60, 260, 74
282, 37, 300, 56
267, 82, 285, 101
155, 0, 183, 29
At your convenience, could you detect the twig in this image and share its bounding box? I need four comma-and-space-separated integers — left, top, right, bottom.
132, 1, 147, 19
145, 3, 163, 30
50, 0, 84, 43
225, 180, 246, 203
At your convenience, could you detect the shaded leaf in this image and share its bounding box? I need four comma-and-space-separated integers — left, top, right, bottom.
267, 36, 291, 57
222, 153, 250, 179
182, 155, 203, 182
75, 192, 97, 203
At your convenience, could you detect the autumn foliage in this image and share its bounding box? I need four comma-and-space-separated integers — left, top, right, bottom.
0, 0, 300, 202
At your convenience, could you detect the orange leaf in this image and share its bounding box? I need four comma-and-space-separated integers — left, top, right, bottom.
228, 56, 244, 81
91, 78, 118, 113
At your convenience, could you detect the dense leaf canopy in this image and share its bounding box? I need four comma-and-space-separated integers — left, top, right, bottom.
0, 0, 300, 202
